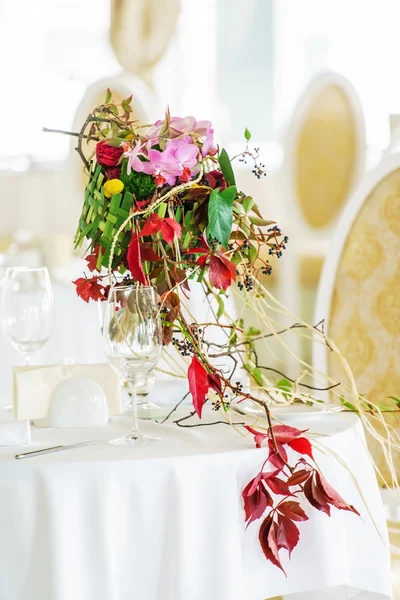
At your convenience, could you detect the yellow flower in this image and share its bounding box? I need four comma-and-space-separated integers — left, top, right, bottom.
103, 179, 124, 198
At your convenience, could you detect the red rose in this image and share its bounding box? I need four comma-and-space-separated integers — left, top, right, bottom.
104, 166, 121, 180
96, 140, 123, 167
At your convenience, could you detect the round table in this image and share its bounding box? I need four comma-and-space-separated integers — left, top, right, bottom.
0, 409, 391, 600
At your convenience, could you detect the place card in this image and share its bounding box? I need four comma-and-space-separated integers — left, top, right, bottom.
13, 364, 121, 421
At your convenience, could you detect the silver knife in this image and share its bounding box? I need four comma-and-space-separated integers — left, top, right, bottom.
15, 440, 98, 460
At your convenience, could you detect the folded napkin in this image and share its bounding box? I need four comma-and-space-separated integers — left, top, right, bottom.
13, 364, 121, 421
0, 417, 30, 446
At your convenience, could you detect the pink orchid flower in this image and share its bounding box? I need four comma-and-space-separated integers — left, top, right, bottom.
169, 116, 212, 138
202, 128, 216, 157
121, 140, 145, 175
142, 149, 182, 187
142, 144, 199, 187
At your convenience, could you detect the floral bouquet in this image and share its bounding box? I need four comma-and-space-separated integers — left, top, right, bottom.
46, 91, 398, 572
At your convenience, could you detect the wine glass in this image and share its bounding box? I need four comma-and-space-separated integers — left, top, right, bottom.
103, 285, 163, 445
1, 267, 54, 364
98, 299, 160, 417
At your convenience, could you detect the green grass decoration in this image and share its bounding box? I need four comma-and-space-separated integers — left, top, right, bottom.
74, 162, 133, 269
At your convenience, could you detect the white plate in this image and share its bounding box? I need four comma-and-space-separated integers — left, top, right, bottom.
231, 401, 342, 421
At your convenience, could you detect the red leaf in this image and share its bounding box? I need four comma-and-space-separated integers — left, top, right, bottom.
315, 472, 360, 515
242, 476, 272, 526
264, 476, 291, 496
73, 277, 105, 303
85, 245, 100, 272
277, 501, 309, 522
160, 218, 182, 246
271, 425, 307, 444
268, 439, 288, 469
140, 214, 162, 237
288, 437, 314, 459
259, 517, 286, 574
276, 515, 300, 557
287, 470, 311, 487
140, 244, 161, 262
216, 251, 237, 280
188, 354, 209, 418
185, 247, 208, 255
209, 255, 236, 290
244, 425, 268, 449
196, 255, 208, 269
304, 477, 331, 516
127, 234, 147, 286
207, 372, 222, 395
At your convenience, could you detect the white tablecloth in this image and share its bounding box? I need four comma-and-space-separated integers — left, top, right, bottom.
0, 409, 391, 600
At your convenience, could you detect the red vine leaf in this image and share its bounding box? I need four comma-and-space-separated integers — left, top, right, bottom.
287, 470, 311, 487
188, 354, 209, 418
264, 476, 291, 496
244, 425, 268, 448
85, 244, 100, 272
242, 475, 272, 526
73, 277, 105, 303
277, 501, 309, 522
316, 472, 360, 515
140, 244, 162, 262
271, 425, 307, 444
207, 372, 223, 395
268, 439, 288, 469
276, 515, 300, 557
209, 254, 236, 290
259, 516, 286, 574
127, 234, 147, 286
288, 437, 314, 459
140, 213, 162, 237
160, 218, 182, 246
304, 477, 331, 516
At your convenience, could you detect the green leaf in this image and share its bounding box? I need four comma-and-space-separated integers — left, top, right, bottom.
242, 196, 254, 213
248, 244, 257, 265
339, 396, 357, 412
244, 363, 263, 386
389, 396, 400, 407
276, 378, 292, 400
218, 148, 236, 187
276, 379, 292, 392
244, 127, 251, 141
207, 185, 237, 248
246, 326, 261, 337
105, 88, 112, 104
216, 295, 225, 318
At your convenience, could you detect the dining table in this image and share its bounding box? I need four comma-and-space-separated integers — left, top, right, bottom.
0, 398, 392, 600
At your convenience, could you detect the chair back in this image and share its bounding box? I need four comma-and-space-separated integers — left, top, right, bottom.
314, 152, 400, 483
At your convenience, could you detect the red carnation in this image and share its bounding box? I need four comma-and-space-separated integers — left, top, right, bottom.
96, 140, 123, 168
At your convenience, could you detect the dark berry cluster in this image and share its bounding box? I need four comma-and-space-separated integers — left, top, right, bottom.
252, 162, 266, 179
261, 261, 272, 276
171, 337, 194, 357
237, 269, 254, 292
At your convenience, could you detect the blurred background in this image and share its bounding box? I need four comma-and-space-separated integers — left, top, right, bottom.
2, 0, 400, 383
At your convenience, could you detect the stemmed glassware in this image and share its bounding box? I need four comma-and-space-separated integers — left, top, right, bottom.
1, 267, 54, 364
103, 285, 163, 446
98, 299, 160, 417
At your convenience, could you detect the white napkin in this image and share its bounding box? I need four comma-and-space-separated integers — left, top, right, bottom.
13, 364, 121, 421
0, 416, 30, 446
